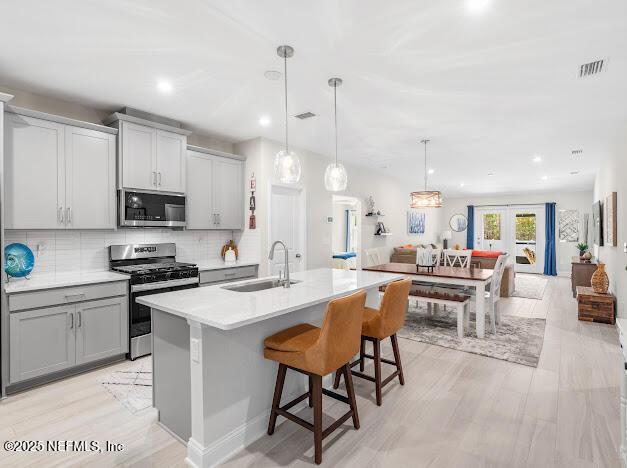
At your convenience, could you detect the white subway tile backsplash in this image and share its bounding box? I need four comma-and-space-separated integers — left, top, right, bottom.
4, 229, 259, 278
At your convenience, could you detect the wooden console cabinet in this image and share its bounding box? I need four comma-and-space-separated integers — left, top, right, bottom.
571, 257, 597, 298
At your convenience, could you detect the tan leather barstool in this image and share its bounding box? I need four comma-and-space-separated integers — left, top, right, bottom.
264, 290, 366, 465
334, 279, 411, 406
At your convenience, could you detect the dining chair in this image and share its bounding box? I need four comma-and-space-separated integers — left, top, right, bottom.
365, 248, 383, 267
485, 253, 508, 333
443, 249, 472, 268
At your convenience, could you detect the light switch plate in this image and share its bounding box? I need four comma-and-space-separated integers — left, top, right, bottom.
190, 338, 200, 363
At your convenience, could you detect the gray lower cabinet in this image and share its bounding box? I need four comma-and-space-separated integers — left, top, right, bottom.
9, 291, 128, 386
76, 297, 127, 365
9, 305, 76, 383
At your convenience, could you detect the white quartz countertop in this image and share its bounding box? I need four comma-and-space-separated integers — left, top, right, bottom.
4, 271, 130, 294
196, 260, 259, 271
137, 268, 403, 330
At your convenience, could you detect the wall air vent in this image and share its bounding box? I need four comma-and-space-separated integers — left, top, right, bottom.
578, 59, 607, 78
294, 111, 316, 120
571, 149, 583, 157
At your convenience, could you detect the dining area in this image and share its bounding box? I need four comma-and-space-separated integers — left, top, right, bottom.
365, 248, 509, 339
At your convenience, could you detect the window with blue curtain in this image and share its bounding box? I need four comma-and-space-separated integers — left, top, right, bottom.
467, 205, 474, 249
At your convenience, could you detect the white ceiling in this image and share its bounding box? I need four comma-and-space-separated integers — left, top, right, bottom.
1, 0, 626, 196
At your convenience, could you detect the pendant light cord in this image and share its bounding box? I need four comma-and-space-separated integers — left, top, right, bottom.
423, 140, 428, 191
334, 84, 338, 166
284, 54, 289, 153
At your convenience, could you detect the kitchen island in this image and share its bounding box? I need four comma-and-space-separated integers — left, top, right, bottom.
137, 268, 402, 468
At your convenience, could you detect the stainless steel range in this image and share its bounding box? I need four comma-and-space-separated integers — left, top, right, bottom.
109, 243, 199, 360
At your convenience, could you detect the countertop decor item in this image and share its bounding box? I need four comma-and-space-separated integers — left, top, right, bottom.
224, 247, 236, 263
410, 139, 443, 208
273, 45, 301, 184
591, 262, 609, 294
324, 77, 347, 192
582, 251, 592, 261
221, 240, 239, 260
4, 243, 35, 279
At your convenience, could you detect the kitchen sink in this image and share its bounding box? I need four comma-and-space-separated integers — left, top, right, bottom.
222, 278, 301, 292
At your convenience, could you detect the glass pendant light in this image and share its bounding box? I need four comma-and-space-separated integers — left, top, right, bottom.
324, 77, 348, 191
410, 139, 443, 208
273, 45, 301, 184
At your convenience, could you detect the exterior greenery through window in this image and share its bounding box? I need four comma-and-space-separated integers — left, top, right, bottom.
483, 214, 501, 240
515, 214, 536, 241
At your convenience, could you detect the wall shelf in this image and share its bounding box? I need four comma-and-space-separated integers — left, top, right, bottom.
374, 233, 393, 237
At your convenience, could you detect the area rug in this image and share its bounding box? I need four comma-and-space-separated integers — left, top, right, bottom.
398, 303, 545, 367
99, 360, 152, 413
511, 273, 548, 299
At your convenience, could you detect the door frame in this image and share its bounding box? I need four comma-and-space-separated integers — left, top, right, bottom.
331, 195, 362, 270
266, 182, 307, 275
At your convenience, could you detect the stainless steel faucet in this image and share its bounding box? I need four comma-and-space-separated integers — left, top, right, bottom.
269, 240, 291, 288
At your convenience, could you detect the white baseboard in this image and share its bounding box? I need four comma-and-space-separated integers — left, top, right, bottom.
185, 393, 311, 468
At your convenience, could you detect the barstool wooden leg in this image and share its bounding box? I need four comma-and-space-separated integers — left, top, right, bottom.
390, 334, 404, 386
308, 375, 314, 407
343, 364, 360, 429
373, 338, 382, 406
332, 368, 341, 389
312, 374, 323, 465
359, 337, 366, 371
268, 364, 287, 435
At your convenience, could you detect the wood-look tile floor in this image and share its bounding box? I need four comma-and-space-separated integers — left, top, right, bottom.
0, 276, 621, 467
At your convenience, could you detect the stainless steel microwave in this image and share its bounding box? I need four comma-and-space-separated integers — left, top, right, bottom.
119, 190, 186, 227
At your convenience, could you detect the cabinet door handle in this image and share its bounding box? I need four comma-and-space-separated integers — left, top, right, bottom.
77, 311, 82, 328
217, 213, 220, 225
58, 207, 64, 224
152, 171, 157, 186
158, 172, 162, 186
69, 312, 74, 329
66, 207, 72, 225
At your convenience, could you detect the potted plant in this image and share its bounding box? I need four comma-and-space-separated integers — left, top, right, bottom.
576, 242, 589, 259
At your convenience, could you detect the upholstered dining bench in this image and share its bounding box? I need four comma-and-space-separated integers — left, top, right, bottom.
408, 287, 471, 338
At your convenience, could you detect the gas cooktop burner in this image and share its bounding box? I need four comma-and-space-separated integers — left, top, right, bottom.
112, 262, 196, 275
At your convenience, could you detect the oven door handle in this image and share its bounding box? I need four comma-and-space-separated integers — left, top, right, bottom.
131, 277, 199, 292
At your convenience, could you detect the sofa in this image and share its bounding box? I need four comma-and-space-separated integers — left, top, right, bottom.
389, 246, 515, 297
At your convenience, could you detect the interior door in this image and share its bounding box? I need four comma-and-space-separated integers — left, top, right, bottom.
65, 126, 116, 229
269, 185, 305, 275
213, 157, 243, 229
476, 208, 507, 252
121, 121, 156, 191
510, 205, 545, 273
186, 151, 214, 229
156, 130, 186, 193
4, 114, 65, 229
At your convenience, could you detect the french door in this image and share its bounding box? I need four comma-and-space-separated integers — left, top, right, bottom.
475, 205, 545, 273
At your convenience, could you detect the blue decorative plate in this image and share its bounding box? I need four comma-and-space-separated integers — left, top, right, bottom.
4, 243, 35, 278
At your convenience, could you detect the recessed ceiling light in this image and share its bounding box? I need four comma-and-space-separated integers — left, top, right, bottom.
487, 172, 495, 176
533, 155, 542, 163
258, 115, 271, 127
460, 182, 465, 187
542, 175, 548, 181
156, 80, 173, 94
428, 168, 435, 175
264, 70, 282, 81
466, 0, 490, 13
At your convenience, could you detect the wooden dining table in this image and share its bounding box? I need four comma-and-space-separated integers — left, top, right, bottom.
364, 263, 494, 338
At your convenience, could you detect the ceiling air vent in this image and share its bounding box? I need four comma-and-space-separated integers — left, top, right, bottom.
572, 149, 583, 157
578, 59, 607, 78
294, 111, 316, 120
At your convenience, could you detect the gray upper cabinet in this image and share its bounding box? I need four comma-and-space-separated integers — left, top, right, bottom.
4, 111, 116, 230
10, 305, 76, 383
118, 120, 187, 193
75, 297, 127, 365
186, 149, 244, 230
5, 114, 65, 229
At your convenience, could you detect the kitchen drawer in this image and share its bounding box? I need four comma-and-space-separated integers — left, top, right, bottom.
199, 266, 257, 286
8, 281, 128, 312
